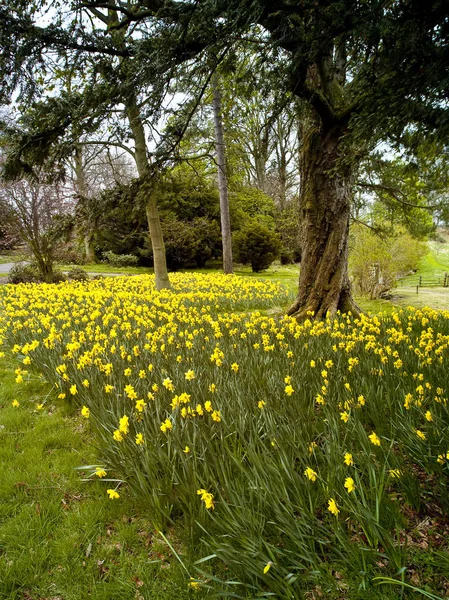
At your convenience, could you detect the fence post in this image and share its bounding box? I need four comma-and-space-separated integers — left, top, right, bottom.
419, 275, 422, 286
416, 285, 419, 294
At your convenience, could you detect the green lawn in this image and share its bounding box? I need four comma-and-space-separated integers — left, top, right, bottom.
1, 254, 449, 598
0, 356, 208, 600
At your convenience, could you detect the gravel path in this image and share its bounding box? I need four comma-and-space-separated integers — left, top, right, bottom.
0, 263, 17, 274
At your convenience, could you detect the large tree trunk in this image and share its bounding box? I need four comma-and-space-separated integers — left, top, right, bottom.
212, 74, 233, 275
126, 100, 171, 290
288, 117, 361, 320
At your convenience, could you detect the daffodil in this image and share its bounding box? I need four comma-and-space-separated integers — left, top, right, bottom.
328, 498, 340, 516
368, 432, 381, 446
160, 418, 172, 433
263, 562, 273, 574
344, 477, 356, 493
197, 488, 214, 510
304, 467, 317, 482
119, 415, 129, 435
344, 452, 353, 466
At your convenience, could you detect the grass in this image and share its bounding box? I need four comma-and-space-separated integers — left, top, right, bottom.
0, 253, 27, 265
1, 273, 449, 599
0, 355, 209, 600
0, 238, 448, 597
59, 262, 153, 275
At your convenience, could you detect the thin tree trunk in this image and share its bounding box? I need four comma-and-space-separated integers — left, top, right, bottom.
83, 232, 96, 263
288, 117, 361, 320
254, 126, 269, 192
212, 74, 233, 275
126, 99, 171, 290
74, 146, 97, 263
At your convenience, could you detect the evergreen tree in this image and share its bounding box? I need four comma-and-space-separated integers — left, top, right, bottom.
2, 1, 449, 315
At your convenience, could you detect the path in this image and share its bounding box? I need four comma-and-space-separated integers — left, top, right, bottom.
0, 263, 17, 274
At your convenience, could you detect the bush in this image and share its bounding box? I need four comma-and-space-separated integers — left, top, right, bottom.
67, 267, 89, 281
161, 217, 198, 270
51, 270, 67, 283
233, 221, 281, 272
191, 217, 222, 267
349, 225, 427, 298
56, 244, 85, 265
7, 263, 40, 284
7, 262, 67, 284
157, 215, 222, 270
103, 251, 139, 268
279, 247, 295, 265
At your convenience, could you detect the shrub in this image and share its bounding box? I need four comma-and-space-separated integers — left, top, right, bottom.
349, 225, 427, 298
191, 217, 222, 267
51, 270, 67, 283
279, 247, 295, 265
67, 267, 89, 281
7, 262, 69, 284
56, 244, 85, 265
103, 251, 139, 268
233, 221, 281, 272
161, 217, 198, 270
7, 263, 41, 284
159, 216, 221, 270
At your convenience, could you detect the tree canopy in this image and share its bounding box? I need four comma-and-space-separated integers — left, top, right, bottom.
1, 0, 449, 314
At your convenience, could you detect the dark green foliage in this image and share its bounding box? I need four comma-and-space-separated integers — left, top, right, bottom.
152, 215, 222, 271
229, 186, 276, 230
66, 266, 89, 281
90, 183, 148, 262
279, 247, 295, 265
276, 202, 301, 262
158, 166, 220, 221
233, 220, 281, 272
7, 262, 40, 284
7, 261, 66, 284
103, 251, 139, 268
191, 216, 222, 267
161, 217, 198, 270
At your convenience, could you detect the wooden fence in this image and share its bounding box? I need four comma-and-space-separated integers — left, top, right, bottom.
404, 273, 449, 293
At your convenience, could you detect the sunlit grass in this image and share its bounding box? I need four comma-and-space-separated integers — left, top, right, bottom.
0, 355, 209, 600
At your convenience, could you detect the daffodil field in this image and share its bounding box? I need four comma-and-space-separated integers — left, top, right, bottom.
1, 273, 449, 598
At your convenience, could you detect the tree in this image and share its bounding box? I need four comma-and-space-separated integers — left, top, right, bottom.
0, 175, 73, 282
119, 0, 449, 317
2, 1, 449, 316
0, 2, 173, 289
212, 74, 233, 274
74, 146, 136, 262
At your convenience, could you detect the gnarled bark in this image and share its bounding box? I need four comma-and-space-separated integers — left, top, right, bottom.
288, 117, 361, 320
